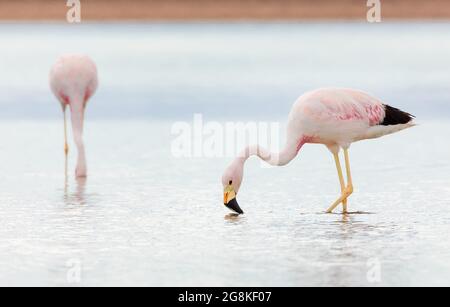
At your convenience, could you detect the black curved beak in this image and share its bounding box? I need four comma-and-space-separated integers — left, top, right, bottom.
224, 198, 244, 215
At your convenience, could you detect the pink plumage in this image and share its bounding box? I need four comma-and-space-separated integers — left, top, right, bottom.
289, 88, 414, 148
222, 88, 415, 215
50, 54, 98, 178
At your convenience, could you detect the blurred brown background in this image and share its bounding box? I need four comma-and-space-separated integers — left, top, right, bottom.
0, 0, 450, 20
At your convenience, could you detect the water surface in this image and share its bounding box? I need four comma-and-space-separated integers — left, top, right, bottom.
1, 120, 449, 286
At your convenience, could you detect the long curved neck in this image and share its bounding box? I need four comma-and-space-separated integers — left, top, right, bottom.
238, 136, 307, 167
70, 100, 87, 177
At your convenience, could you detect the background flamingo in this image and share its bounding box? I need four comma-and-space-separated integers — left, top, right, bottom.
222, 88, 415, 214
49, 54, 98, 178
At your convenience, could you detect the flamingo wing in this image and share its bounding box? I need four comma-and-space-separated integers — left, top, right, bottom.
294, 88, 415, 144
300, 88, 414, 126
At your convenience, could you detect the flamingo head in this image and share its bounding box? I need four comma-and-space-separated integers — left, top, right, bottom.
221, 160, 245, 214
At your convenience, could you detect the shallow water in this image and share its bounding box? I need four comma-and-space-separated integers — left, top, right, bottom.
1, 120, 449, 286
1, 22, 450, 286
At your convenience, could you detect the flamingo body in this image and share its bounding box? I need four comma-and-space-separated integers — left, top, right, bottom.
288, 88, 414, 149
50, 54, 98, 177
222, 88, 415, 214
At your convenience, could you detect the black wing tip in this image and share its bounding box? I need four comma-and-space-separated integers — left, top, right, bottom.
380, 104, 415, 126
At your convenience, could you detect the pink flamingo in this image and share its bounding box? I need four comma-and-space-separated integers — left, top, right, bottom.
222, 88, 415, 214
50, 54, 98, 178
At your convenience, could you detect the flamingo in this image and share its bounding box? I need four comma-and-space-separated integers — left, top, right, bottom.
222, 88, 415, 214
49, 54, 98, 178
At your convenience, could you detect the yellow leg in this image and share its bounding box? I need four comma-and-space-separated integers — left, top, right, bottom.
343, 149, 354, 201
326, 149, 353, 213
326, 153, 347, 213
327, 193, 350, 213
335, 153, 348, 213
64, 109, 69, 156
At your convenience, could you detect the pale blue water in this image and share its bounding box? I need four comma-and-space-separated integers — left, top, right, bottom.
0, 23, 450, 286
1, 22, 450, 119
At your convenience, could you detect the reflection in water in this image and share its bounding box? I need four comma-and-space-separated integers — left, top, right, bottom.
318, 214, 396, 287
64, 176, 87, 206
224, 213, 240, 220
224, 213, 246, 225
340, 213, 350, 224
63, 151, 88, 206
